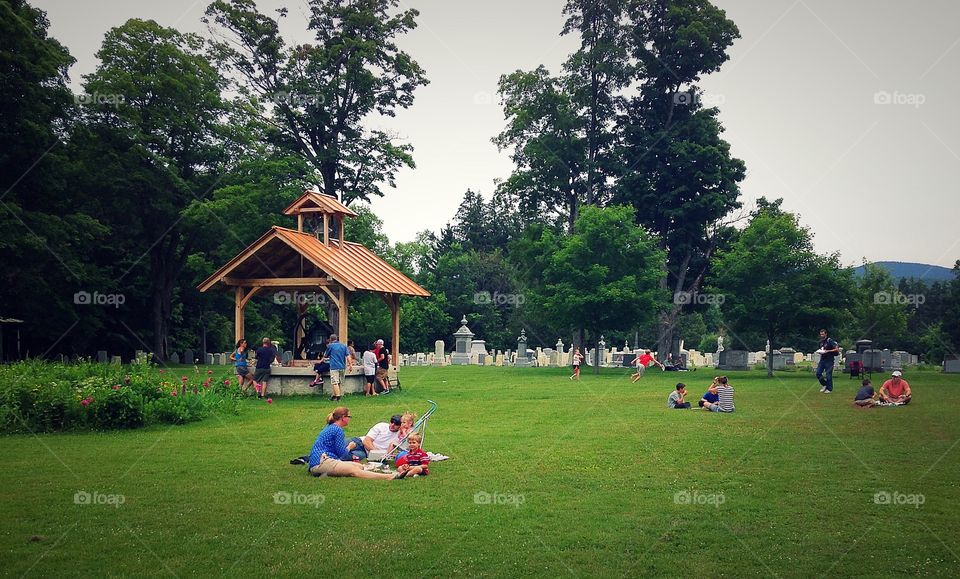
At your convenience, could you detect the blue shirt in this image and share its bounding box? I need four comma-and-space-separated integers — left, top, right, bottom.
308, 423, 348, 467
855, 384, 875, 401
702, 390, 719, 404
326, 342, 348, 370
255, 345, 278, 369
233, 349, 248, 368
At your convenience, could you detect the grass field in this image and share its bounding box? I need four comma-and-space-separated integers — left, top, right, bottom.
1, 365, 958, 577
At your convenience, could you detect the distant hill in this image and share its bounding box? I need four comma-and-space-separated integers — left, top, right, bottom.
852, 261, 955, 282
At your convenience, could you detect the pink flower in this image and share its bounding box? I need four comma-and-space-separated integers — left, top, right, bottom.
171, 391, 177, 397
112, 384, 120, 390
158, 369, 164, 374
223, 379, 231, 386
207, 370, 213, 375
266, 398, 273, 404
181, 376, 188, 382
80, 398, 91, 407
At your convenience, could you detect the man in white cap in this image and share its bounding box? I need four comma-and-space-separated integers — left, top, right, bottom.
878, 370, 912, 405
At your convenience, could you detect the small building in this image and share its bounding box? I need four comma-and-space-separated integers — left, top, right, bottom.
198, 190, 430, 371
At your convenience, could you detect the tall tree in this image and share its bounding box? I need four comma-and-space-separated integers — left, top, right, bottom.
205, 0, 428, 204
0, 0, 110, 358
513, 205, 666, 351
80, 19, 229, 360
614, 0, 745, 360
707, 201, 855, 377
843, 262, 908, 348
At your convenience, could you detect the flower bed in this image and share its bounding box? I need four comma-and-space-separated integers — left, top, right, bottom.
0, 357, 242, 433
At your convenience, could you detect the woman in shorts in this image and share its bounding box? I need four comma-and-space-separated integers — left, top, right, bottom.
230, 339, 255, 394
307, 407, 398, 480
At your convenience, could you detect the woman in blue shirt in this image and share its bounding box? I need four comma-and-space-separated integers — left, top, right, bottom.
308, 407, 398, 479
230, 339, 256, 395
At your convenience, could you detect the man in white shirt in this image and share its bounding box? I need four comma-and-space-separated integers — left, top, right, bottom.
344, 414, 402, 460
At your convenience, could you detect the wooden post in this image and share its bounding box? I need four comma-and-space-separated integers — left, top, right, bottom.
295, 299, 307, 357
391, 294, 400, 368
338, 287, 349, 343
338, 215, 344, 246
323, 214, 329, 245
234, 286, 245, 344
297, 213, 303, 232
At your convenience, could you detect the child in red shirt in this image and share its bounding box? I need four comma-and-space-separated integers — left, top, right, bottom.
396, 432, 430, 478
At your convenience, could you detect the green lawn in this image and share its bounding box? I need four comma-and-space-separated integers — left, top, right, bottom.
1, 365, 957, 577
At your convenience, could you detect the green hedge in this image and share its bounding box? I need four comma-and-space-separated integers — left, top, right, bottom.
0, 359, 241, 433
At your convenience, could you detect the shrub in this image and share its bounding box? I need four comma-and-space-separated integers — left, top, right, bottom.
0, 360, 241, 433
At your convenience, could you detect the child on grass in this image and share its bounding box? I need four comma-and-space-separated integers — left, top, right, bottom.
699, 378, 720, 409
853, 379, 877, 408
395, 432, 430, 478
570, 348, 584, 380
667, 383, 691, 409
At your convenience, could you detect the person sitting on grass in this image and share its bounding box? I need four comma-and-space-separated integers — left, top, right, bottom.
630, 349, 664, 383
703, 376, 735, 413
878, 371, 912, 405
699, 378, 720, 409
853, 379, 878, 408
667, 383, 691, 409
307, 407, 398, 479
387, 411, 418, 457
344, 414, 402, 460
395, 432, 430, 478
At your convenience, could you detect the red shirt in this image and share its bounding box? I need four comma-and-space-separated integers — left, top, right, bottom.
397, 448, 430, 475
638, 354, 653, 367
883, 379, 909, 397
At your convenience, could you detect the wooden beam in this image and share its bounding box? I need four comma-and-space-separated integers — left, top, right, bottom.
323, 214, 329, 245
338, 287, 349, 343
297, 213, 303, 232
391, 294, 400, 368
222, 277, 333, 287
239, 286, 261, 309
234, 287, 245, 344
338, 215, 344, 246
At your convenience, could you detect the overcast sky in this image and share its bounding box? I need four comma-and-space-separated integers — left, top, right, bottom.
36, 0, 960, 268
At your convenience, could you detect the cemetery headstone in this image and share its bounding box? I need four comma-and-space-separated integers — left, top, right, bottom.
170, 352, 180, 365
97, 350, 108, 364
184, 349, 195, 365
452, 316, 474, 365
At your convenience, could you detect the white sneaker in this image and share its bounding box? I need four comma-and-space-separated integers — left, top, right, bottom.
824, 390, 832, 394
819, 386, 826, 393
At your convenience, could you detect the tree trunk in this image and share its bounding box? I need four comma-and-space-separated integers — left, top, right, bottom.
766, 333, 775, 378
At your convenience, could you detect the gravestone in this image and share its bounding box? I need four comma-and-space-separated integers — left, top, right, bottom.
110, 355, 121, 365
205, 353, 214, 365
771, 350, 787, 370
184, 349, 195, 365
97, 350, 108, 364
451, 316, 474, 365
213, 353, 223, 365
881, 349, 891, 370
434, 340, 445, 366
862, 349, 883, 372
717, 350, 749, 371
282, 350, 293, 365
944, 358, 960, 373
470, 340, 489, 365
170, 352, 180, 364
780, 347, 796, 365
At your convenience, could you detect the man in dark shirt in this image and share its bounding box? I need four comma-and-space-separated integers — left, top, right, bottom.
816, 329, 840, 393
253, 338, 280, 398
853, 379, 876, 408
